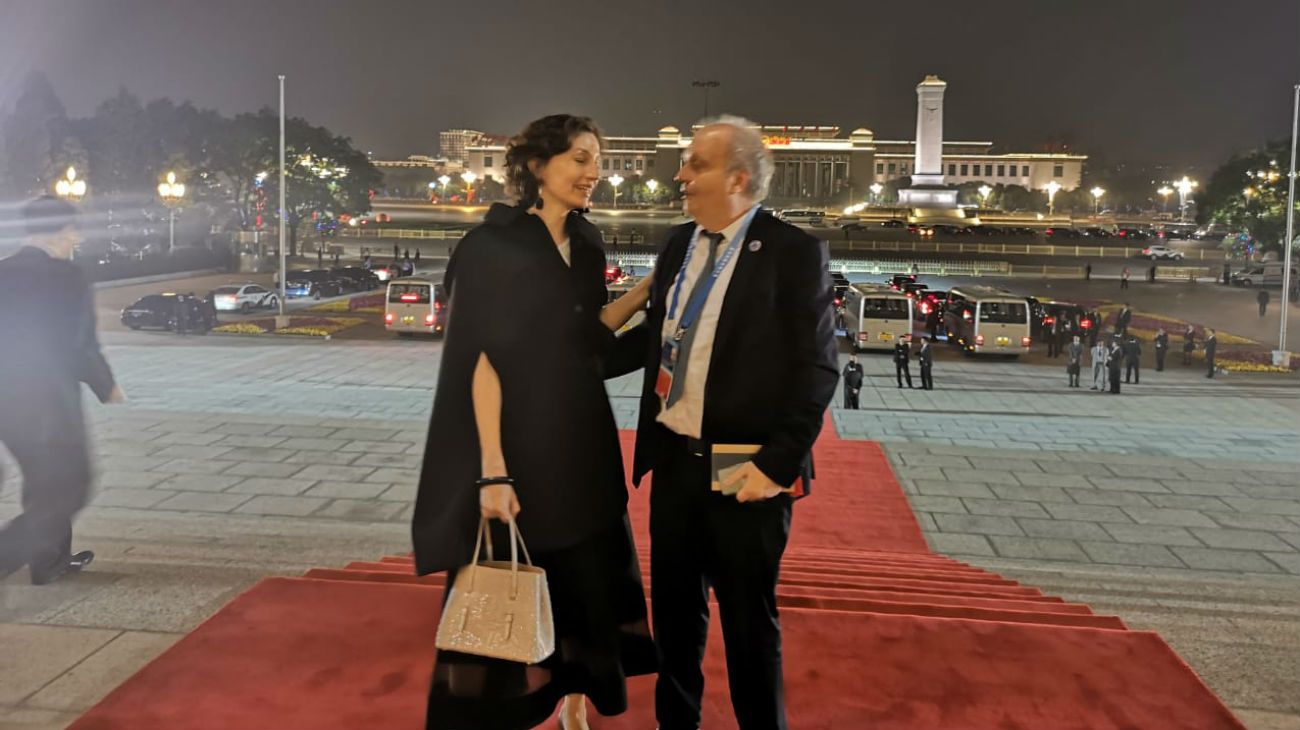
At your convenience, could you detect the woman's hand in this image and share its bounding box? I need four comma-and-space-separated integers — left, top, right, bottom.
600, 271, 655, 331
480, 482, 520, 522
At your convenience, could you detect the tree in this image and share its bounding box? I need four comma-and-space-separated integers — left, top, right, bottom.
1199, 139, 1295, 253
80, 87, 152, 194
2, 71, 70, 196
993, 184, 1042, 212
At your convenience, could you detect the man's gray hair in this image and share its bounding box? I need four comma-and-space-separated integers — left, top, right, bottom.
697, 114, 774, 202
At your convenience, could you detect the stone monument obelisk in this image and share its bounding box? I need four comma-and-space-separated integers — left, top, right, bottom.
899, 75, 960, 212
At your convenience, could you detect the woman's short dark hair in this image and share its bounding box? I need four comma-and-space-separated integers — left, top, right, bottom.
504, 114, 603, 205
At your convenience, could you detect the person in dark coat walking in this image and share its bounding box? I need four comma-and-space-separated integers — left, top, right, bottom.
1182, 324, 1196, 365
1258, 288, 1270, 317
1066, 335, 1083, 387
917, 336, 934, 390
1084, 262, 1092, 280
412, 116, 657, 730
1121, 267, 1131, 289
1124, 335, 1142, 384
1115, 303, 1133, 335
0, 197, 125, 585
894, 335, 914, 388
1046, 318, 1061, 358
1107, 337, 1124, 393
1154, 328, 1169, 371
1204, 328, 1218, 378
841, 354, 864, 408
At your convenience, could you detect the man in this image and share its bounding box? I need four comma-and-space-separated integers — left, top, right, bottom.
893, 335, 914, 389
1147, 264, 1157, 283
1116, 303, 1132, 335
1046, 318, 1060, 358
174, 293, 190, 335
1090, 337, 1109, 390
1121, 267, 1131, 290
917, 336, 934, 390
1205, 328, 1218, 378
1107, 336, 1124, 394
624, 116, 838, 730
1182, 324, 1196, 365
1258, 288, 1270, 318
1084, 262, 1092, 280
841, 354, 864, 409
1124, 335, 1142, 384
1154, 328, 1169, 372
0, 197, 125, 585
1066, 335, 1083, 387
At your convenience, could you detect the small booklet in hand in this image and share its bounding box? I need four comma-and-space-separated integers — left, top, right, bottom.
710, 444, 804, 497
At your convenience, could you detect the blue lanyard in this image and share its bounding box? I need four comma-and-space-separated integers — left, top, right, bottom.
666, 207, 759, 332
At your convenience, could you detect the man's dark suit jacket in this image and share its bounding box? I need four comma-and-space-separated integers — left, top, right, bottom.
0, 247, 115, 443
609, 208, 839, 491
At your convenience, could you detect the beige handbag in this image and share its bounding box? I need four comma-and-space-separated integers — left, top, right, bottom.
435, 517, 555, 664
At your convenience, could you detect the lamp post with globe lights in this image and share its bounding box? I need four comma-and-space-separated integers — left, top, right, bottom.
54, 166, 87, 201
1157, 185, 1173, 214
437, 174, 451, 202
460, 171, 478, 204
1044, 180, 1062, 216
1173, 176, 1197, 223
869, 182, 883, 206
157, 171, 186, 254
645, 178, 659, 204
1090, 186, 1105, 216
977, 184, 992, 208
609, 173, 624, 209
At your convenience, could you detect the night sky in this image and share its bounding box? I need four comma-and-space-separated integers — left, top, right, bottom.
2, 0, 1297, 168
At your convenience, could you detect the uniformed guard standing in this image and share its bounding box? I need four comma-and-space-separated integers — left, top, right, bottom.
841, 354, 864, 408
1066, 335, 1083, 387
894, 335, 914, 389
1124, 335, 1142, 384
1107, 337, 1124, 394
1154, 328, 1169, 371
917, 336, 934, 390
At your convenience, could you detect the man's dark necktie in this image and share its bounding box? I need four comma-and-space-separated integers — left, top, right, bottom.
666, 231, 725, 408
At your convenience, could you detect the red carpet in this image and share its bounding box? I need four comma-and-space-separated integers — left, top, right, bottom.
68, 426, 1245, 729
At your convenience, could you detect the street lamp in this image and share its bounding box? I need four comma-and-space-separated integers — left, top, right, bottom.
977, 184, 993, 207
54, 166, 87, 201
1090, 186, 1105, 216
609, 173, 624, 209
1044, 180, 1062, 216
645, 178, 659, 203
1157, 185, 1173, 214
1173, 176, 1197, 223
869, 182, 883, 205
460, 170, 477, 203
157, 171, 186, 254
691, 80, 720, 118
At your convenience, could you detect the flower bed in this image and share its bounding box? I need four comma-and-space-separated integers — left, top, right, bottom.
304, 292, 386, 315
1078, 301, 1292, 372
212, 316, 364, 338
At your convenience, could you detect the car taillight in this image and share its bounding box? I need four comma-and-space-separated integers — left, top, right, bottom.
1021, 336, 1032, 347
963, 310, 972, 321
1081, 319, 1092, 329
425, 313, 435, 326
384, 312, 394, 323
857, 333, 868, 341
975, 335, 985, 346
1044, 316, 1055, 325
434, 301, 442, 311
919, 303, 930, 314
1118, 230, 1128, 237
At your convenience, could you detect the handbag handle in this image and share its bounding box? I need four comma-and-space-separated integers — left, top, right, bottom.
466, 516, 536, 599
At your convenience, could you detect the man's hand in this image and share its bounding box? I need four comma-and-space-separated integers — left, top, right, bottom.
107, 385, 127, 404
722, 462, 784, 503
480, 483, 520, 522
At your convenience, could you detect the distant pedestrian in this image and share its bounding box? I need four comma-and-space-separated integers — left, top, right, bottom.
1222, 261, 1231, 285
841, 355, 864, 409
1047, 318, 1061, 358
917, 336, 934, 390
1066, 335, 1083, 388
0, 196, 125, 585
1204, 328, 1218, 378
1258, 289, 1270, 317
1182, 324, 1195, 366
1090, 338, 1109, 390
362, 252, 372, 270
1084, 262, 1092, 280
332, 250, 341, 267
894, 336, 914, 389
174, 294, 190, 335
1107, 337, 1124, 393
1124, 335, 1141, 384
393, 243, 400, 259
1115, 303, 1132, 335
1154, 328, 1169, 371
414, 248, 421, 265
1121, 267, 1131, 289
1147, 264, 1156, 283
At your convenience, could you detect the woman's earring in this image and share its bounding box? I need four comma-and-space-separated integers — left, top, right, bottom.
534, 195, 544, 210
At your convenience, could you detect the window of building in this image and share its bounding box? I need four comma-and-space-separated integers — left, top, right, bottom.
635, 159, 643, 171
876, 163, 884, 175
960, 164, 968, 176
1053, 164, 1064, 177
984, 164, 993, 177
1022, 165, 1029, 176
484, 156, 493, 168
646, 158, 654, 169
887, 163, 896, 174
901, 163, 909, 174
997, 164, 1005, 177
948, 164, 957, 176
602, 158, 610, 170
625, 160, 634, 170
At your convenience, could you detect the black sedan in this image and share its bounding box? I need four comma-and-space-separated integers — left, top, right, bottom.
121, 293, 214, 331
332, 266, 381, 291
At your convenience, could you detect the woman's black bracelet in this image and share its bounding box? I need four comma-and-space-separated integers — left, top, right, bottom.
476, 476, 515, 488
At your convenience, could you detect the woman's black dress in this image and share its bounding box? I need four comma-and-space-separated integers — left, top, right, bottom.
413, 204, 656, 730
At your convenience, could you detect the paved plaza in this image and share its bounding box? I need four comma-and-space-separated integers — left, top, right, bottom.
1, 334, 1298, 729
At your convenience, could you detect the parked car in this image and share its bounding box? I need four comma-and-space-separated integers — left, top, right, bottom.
888, 273, 919, 291
120, 293, 213, 331
1026, 299, 1095, 342
210, 283, 279, 313
1044, 227, 1082, 239
1082, 227, 1113, 238
880, 219, 907, 229
278, 269, 347, 299
1115, 228, 1151, 241
332, 266, 381, 291
830, 272, 851, 309
1139, 244, 1184, 261
836, 215, 864, 231
1230, 263, 1298, 287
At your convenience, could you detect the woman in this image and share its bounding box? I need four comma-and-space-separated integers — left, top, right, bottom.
412, 114, 656, 730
